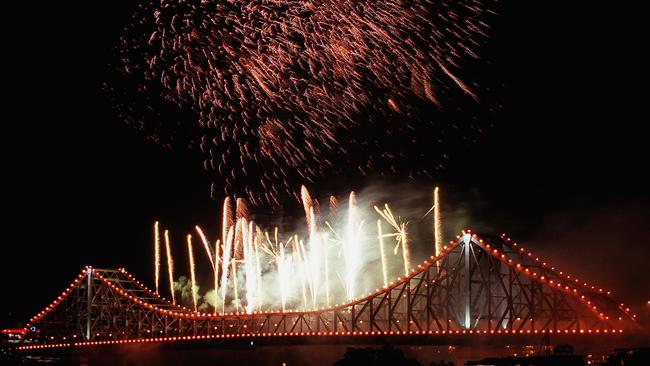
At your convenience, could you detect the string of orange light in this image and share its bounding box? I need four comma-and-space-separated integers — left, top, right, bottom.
16, 328, 626, 351
19, 230, 634, 347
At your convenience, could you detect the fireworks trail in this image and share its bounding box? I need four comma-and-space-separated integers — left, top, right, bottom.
343, 192, 363, 300
293, 236, 309, 308
231, 260, 240, 311
220, 227, 234, 313
222, 197, 232, 246
434, 187, 443, 258
231, 220, 243, 309
186, 234, 198, 312
377, 220, 388, 287
154, 221, 160, 294
164, 229, 176, 304
277, 243, 292, 312
107, 0, 498, 205
235, 199, 249, 221
329, 196, 338, 218
301, 185, 315, 234
255, 237, 262, 309
402, 229, 409, 276
305, 207, 323, 307
213, 239, 220, 315
242, 221, 258, 313
194, 225, 221, 313
195, 226, 215, 268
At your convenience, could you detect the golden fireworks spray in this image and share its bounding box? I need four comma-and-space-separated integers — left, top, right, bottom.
293, 235, 308, 308
261, 228, 292, 312
187, 234, 198, 312
324, 238, 330, 307
231, 220, 243, 310
214, 239, 220, 314
329, 195, 338, 218
148, 189, 438, 313
195, 225, 220, 313
434, 187, 442, 258
312, 198, 320, 216
374, 204, 410, 276
301, 185, 313, 233
222, 197, 232, 246
220, 226, 234, 313
232, 260, 239, 311
242, 221, 253, 312
233, 219, 242, 260
154, 221, 161, 294
377, 220, 388, 287
401, 227, 409, 276
343, 191, 363, 300
306, 207, 323, 307
235, 198, 248, 220
195, 226, 215, 268
255, 236, 262, 310
278, 240, 292, 312
164, 229, 176, 304
242, 220, 261, 313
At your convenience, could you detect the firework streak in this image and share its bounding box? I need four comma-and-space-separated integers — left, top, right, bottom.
163, 229, 176, 304
154, 221, 161, 294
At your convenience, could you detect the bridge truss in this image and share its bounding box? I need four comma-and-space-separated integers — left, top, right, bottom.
17, 232, 636, 350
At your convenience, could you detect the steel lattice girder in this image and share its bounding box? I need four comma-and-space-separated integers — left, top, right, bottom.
21, 234, 636, 345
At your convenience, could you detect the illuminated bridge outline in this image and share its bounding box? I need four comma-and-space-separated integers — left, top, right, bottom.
17, 231, 637, 351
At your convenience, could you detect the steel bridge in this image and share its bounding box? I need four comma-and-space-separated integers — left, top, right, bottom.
17, 232, 637, 351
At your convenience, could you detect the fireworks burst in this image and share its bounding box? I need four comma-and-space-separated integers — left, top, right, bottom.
107, 0, 498, 205
374, 204, 410, 276
156, 186, 445, 314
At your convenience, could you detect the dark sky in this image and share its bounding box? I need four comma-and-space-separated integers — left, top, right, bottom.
1, 1, 648, 328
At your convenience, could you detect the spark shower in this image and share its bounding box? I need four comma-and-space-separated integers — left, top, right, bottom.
154, 186, 443, 315
107, 0, 498, 206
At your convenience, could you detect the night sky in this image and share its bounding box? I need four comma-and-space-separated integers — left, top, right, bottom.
2, 1, 648, 329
